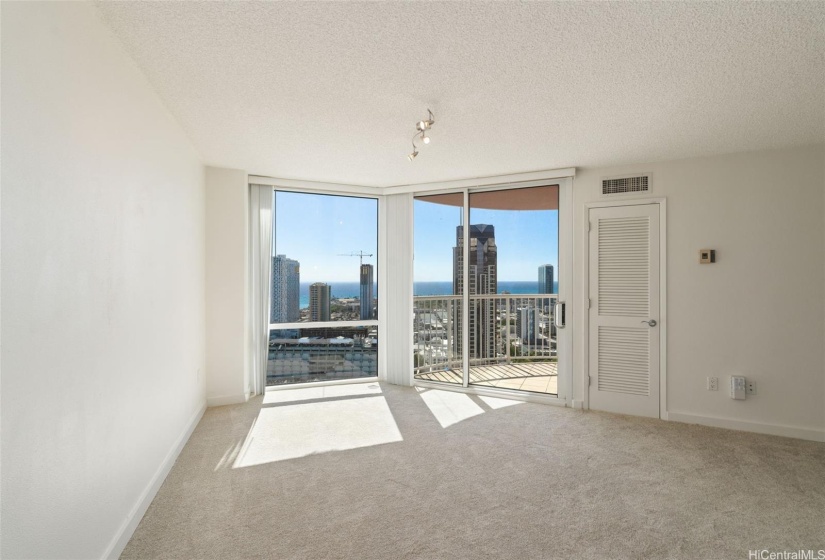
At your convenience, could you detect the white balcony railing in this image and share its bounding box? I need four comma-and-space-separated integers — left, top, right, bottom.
413, 293, 558, 377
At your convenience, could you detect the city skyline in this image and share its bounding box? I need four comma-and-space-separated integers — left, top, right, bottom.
414, 198, 559, 282
272, 191, 558, 284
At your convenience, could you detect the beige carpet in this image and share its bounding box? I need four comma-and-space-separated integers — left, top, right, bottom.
122, 382, 825, 559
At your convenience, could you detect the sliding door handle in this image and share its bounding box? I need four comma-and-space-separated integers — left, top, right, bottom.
554, 302, 566, 329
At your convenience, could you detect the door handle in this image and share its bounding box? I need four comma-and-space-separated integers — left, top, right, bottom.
554, 302, 566, 329
641, 319, 657, 327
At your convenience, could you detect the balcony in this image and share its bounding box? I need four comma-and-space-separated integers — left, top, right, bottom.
414, 294, 558, 395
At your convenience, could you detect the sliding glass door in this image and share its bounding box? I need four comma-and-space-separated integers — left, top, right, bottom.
467, 186, 560, 394
413, 184, 567, 398
267, 190, 379, 386
413, 193, 464, 385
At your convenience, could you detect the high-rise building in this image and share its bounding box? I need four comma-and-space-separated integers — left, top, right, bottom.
270, 255, 300, 323
309, 282, 331, 322
516, 307, 538, 344
453, 224, 497, 360
359, 264, 374, 320
538, 264, 556, 333
538, 264, 554, 294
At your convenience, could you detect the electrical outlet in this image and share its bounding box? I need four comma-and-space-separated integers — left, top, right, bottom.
746, 380, 757, 395
707, 376, 718, 391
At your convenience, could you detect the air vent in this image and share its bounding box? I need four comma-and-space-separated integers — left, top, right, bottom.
602, 175, 650, 196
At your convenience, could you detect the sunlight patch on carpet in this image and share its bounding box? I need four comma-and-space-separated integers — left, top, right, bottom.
419, 389, 484, 428
233, 384, 402, 467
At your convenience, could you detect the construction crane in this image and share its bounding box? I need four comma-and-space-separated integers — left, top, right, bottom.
338, 251, 374, 266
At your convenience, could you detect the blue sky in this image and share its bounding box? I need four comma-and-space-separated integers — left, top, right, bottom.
274, 192, 378, 283
413, 199, 558, 282
273, 191, 558, 283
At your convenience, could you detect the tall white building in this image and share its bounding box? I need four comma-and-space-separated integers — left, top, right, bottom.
309, 282, 331, 322
271, 255, 300, 323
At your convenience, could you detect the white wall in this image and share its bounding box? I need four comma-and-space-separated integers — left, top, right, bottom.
205, 167, 250, 405
573, 145, 825, 440
1, 3, 206, 558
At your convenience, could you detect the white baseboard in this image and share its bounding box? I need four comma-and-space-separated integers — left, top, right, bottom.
102, 401, 207, 560
206, 393, 249, 407
668, 411, 825, 442
571, 399, 584, 409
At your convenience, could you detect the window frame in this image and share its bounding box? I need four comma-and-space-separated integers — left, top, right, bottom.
250, 179, 383, 388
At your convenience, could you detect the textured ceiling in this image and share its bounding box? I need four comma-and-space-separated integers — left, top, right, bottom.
95, 1, 825, 187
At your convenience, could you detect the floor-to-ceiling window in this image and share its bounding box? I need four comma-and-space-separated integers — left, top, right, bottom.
413, 184, 567, 397
267, 190, 379, 386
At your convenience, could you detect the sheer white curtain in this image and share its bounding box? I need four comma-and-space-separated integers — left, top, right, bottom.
249, 184, 273, 395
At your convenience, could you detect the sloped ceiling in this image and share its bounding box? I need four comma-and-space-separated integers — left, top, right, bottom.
95, 1, 825, 187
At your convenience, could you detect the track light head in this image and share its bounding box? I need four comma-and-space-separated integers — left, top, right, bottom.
406, 109, 435, 160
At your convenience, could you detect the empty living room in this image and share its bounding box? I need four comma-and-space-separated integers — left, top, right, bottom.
1, 1, 823, 559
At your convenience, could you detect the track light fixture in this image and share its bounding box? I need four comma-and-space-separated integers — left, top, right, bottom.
407, 109, 435, 161
416, 110, 434, 132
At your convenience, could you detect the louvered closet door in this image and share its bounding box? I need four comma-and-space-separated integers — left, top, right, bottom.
589, 204, 660, 418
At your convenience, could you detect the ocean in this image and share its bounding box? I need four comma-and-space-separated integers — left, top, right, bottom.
298, 280, 558, 308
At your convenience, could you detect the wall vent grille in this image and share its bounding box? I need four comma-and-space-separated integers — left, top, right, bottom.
602, 175, 649, 196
